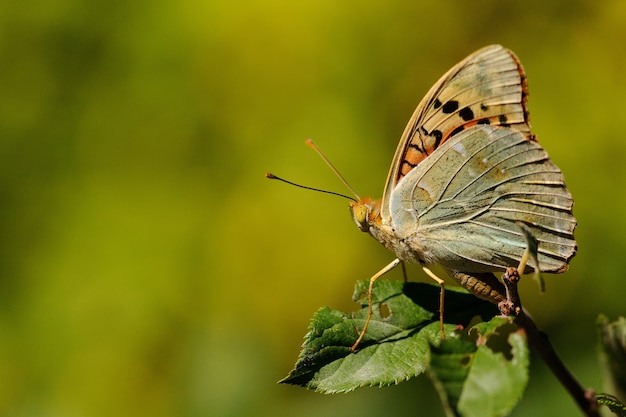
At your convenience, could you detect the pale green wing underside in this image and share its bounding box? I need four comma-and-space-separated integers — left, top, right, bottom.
389, 125, 576, 273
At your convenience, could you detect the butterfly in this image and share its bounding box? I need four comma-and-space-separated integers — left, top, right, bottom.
349, 44, 577, 349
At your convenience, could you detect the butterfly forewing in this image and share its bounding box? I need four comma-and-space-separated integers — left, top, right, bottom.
382, 45, 531, 219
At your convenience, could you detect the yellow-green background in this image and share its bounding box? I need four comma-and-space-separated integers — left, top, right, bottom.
1, 1, 624, 416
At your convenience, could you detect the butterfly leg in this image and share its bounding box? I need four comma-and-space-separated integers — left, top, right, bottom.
421, 265, 446, 338
401, 261, 408, 283
351, 258, 401, 352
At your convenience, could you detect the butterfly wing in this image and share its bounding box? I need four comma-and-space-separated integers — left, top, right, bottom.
389, 124, 576, 273
381, 45, 530, 220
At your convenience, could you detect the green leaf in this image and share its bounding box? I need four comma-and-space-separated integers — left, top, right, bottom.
279, 281, 451, 392
280, 280, 530, 417
456, 319, 529, 417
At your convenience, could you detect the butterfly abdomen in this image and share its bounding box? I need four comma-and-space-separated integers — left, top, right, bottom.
447, 271, 506, 304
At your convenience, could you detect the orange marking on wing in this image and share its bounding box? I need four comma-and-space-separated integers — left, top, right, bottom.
400, 162, 413, 176
404, 146, 426, 167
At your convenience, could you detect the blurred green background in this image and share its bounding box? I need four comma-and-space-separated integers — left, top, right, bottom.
1, 1, 625, 416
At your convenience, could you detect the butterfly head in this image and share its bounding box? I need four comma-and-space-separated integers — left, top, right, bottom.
350, 197, 381, 233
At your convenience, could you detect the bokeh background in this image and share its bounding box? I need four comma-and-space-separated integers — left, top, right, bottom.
1, 1, 625, 416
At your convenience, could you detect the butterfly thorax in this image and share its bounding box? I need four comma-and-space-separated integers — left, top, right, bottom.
350, 197, 428, 265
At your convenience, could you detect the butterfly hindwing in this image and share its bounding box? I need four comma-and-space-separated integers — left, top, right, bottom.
389, 125, 576, 273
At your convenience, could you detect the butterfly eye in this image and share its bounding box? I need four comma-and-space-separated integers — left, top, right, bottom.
350, 202, 370, 233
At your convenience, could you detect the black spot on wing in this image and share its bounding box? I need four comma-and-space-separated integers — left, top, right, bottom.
433, 98, 442, 109
442, 100, 459, 114
432, 129, 443, 149
499, 114, 510, 127
459, 106, 474, 121
477, 118, 491, 125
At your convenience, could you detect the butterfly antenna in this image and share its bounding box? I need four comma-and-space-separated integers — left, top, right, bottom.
265, 173, 355, 202
305, 139, 361, 200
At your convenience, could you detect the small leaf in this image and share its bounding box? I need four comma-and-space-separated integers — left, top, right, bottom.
456, 320, 529, 417
597, 393, 626, 416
